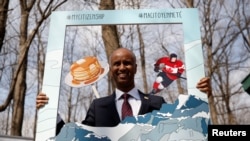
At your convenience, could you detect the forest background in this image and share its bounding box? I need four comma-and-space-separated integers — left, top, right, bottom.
0, 0, 250, 139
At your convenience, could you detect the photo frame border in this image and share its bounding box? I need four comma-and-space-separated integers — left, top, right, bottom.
35, 8, 206, 141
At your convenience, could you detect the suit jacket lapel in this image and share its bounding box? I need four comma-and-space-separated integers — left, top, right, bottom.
108, 92, 121, 123
138, 90, 150, 115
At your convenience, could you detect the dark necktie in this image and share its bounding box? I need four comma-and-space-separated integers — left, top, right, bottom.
121, 93, 133, 120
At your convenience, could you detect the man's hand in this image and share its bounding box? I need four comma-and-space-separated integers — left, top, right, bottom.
36, 93, 49, 109
196, 77, 212, 97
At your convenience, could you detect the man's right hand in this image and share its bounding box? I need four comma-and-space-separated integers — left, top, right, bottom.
36, 93, 49, 109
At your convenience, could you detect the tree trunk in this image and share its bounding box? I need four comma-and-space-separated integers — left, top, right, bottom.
10, 0, 32, 135
99, 0, 119, 93
201, 0, 218, 124
185, 0, 194, 8
0, 0, 9, 52
11, 56, 27, 136
176, 78, 184, 95
136, 25, 149, 93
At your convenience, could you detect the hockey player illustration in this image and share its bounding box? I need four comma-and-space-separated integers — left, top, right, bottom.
151, 53, 185, 94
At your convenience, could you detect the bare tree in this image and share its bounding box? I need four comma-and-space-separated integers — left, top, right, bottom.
162, 0, 250, 124
199, 0, 250, 124
136, 25, 149, 93
233, 0, 250, 53
0, 0, 67, 136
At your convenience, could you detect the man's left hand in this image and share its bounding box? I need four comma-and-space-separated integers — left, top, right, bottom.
196, 77, 212, 97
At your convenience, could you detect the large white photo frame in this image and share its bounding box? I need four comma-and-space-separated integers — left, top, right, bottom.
35, 8, 207, 141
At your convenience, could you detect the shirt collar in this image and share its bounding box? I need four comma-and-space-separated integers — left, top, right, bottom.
115, 87, 141, 100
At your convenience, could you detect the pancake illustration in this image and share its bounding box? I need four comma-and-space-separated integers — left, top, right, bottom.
65, 56, 109, 87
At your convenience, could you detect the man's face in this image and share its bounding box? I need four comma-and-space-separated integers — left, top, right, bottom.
109, 49, 137, 90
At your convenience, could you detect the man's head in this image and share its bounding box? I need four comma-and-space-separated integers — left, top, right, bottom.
109, 48, 137, 92
170, 53, 177, 62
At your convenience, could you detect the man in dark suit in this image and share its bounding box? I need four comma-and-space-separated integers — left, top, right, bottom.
81, 47, 166, 126
37, 47, 211, 133
82, 90, 165, 127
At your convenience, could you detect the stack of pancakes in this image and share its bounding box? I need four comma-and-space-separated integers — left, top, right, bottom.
70, 56, 103, 85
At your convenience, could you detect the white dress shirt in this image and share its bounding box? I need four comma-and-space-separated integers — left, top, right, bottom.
115, 87, 142, 120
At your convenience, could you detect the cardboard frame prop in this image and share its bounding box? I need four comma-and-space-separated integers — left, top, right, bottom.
36, 8, 208, 141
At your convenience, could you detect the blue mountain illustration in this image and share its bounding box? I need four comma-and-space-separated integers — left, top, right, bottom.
49, 95, 210, 141
47, 122, 111, 141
